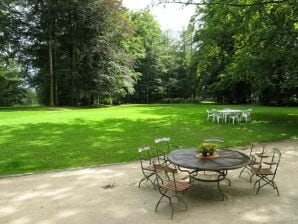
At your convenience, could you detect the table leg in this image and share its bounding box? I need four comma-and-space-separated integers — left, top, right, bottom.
189, 170, 230, 200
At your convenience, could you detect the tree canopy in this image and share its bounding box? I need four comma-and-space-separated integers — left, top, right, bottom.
0, 0, 297, 106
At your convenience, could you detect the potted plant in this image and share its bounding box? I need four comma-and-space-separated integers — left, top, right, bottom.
198, 143, 217, 157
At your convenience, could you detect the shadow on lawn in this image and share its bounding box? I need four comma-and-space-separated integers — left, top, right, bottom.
0, 105, 297, 175
0, 117, 178, 175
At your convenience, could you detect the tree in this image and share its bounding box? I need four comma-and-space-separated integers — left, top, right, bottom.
4, 0, 137, 106
189, 0, 297, 105
0, 57, 25, 106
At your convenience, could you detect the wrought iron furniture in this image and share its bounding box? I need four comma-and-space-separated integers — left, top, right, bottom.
138, 146, 156, 187
154, 137, 180, 166
167, 148, 250, 200
252, 148, 281, 195
239, 142, 266, 182
203, 137, 224, 144
153, 163, 191, 219
154, 137, 171, 165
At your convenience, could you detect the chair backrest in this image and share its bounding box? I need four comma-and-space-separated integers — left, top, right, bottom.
203, 137, 224, 143
248, 143, 266, 166
155, 137, 171, 161
249, 142, 265, 157
212, 110, 221, 115
154, 163, 177, 174
138, 146, 152, 168
155, 137, 170, 144
206, 109, 213, 115
243, 110, 251, 116
269, 148, 281, 177
153, 163, 178, 189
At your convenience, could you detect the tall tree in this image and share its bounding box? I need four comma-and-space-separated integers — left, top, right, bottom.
189, 0, 297, 105
5, 0, 137, 106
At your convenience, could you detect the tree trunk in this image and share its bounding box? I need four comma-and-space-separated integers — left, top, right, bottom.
48, 0, 54, 106
53, 0, 58, 105
70, 10, 77, 106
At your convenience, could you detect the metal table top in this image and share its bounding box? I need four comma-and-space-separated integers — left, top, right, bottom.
167, 148, 250, 171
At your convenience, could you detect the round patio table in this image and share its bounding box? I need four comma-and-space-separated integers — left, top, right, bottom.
167, 148, 250, 200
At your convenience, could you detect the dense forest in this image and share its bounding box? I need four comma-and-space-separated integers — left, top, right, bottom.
0, 0, 297, 106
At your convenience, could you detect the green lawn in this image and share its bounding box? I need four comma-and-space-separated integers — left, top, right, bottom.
0, 104, 297, 176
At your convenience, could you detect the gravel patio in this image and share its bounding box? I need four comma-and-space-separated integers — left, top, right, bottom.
0, 140, 297, 224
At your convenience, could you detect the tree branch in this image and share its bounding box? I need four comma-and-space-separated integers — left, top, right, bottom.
154, 0, 288, 7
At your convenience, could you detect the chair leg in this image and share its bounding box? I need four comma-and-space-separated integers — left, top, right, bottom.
259, 179, 280, 196
180, 197, 188, 211
217, 174, 225, 200
239, 166, 254, 182
155, 195, 164, 212
256, 181, 269, 195
239, 167, 245, 178
254, 179, 261, 189
249, 172, 254, 183
138, 176, 146, 187
273, 182, 280, 196
173, 194, 188, 211
139, 172, 155, 187
170, 198, 174, 219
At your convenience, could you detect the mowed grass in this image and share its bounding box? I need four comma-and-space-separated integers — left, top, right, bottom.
0, 104, 297, 175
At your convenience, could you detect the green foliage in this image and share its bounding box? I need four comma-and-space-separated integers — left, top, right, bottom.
1, 0, 297, 106
126, 11, 193, 103
0, 57, 25, 106
2, 0, 138, 106
198, 143, 216, 154
190, 0, 298, 105
0, 104, 297, 175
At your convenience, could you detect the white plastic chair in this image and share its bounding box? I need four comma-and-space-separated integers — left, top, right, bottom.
241, 109, 252, 123
222, 108, 231, 123
206, 109, 214, 122
229, 112, 240, 124
213, 110, 223, 124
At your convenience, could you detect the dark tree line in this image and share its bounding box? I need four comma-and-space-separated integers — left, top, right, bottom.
1, 0, 137, 106
190, 0, 298, 105
0, 0, 297, 106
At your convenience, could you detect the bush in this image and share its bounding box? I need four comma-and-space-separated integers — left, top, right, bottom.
160, 97, 201, 104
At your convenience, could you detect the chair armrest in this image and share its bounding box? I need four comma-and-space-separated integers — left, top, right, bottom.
263, 162, 277, 165
256, 152, 270, 158
170, 143, 182, 150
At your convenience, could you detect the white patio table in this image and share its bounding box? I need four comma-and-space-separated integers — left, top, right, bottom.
216, 109, 243, 123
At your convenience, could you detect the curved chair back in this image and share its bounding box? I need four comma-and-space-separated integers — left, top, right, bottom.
155, 137, 171, 164
203, 137, 224, 143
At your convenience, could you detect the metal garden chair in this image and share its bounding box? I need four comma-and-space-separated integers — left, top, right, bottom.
138, 146, 156, 187
239, 142, 266, 182
252, 148, 281, 195
154, 137, 180, 166
203, 137, 224, 144
154, 163, 191, 219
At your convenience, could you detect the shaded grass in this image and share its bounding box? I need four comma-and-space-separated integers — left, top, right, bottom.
0, 104, 297, 175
